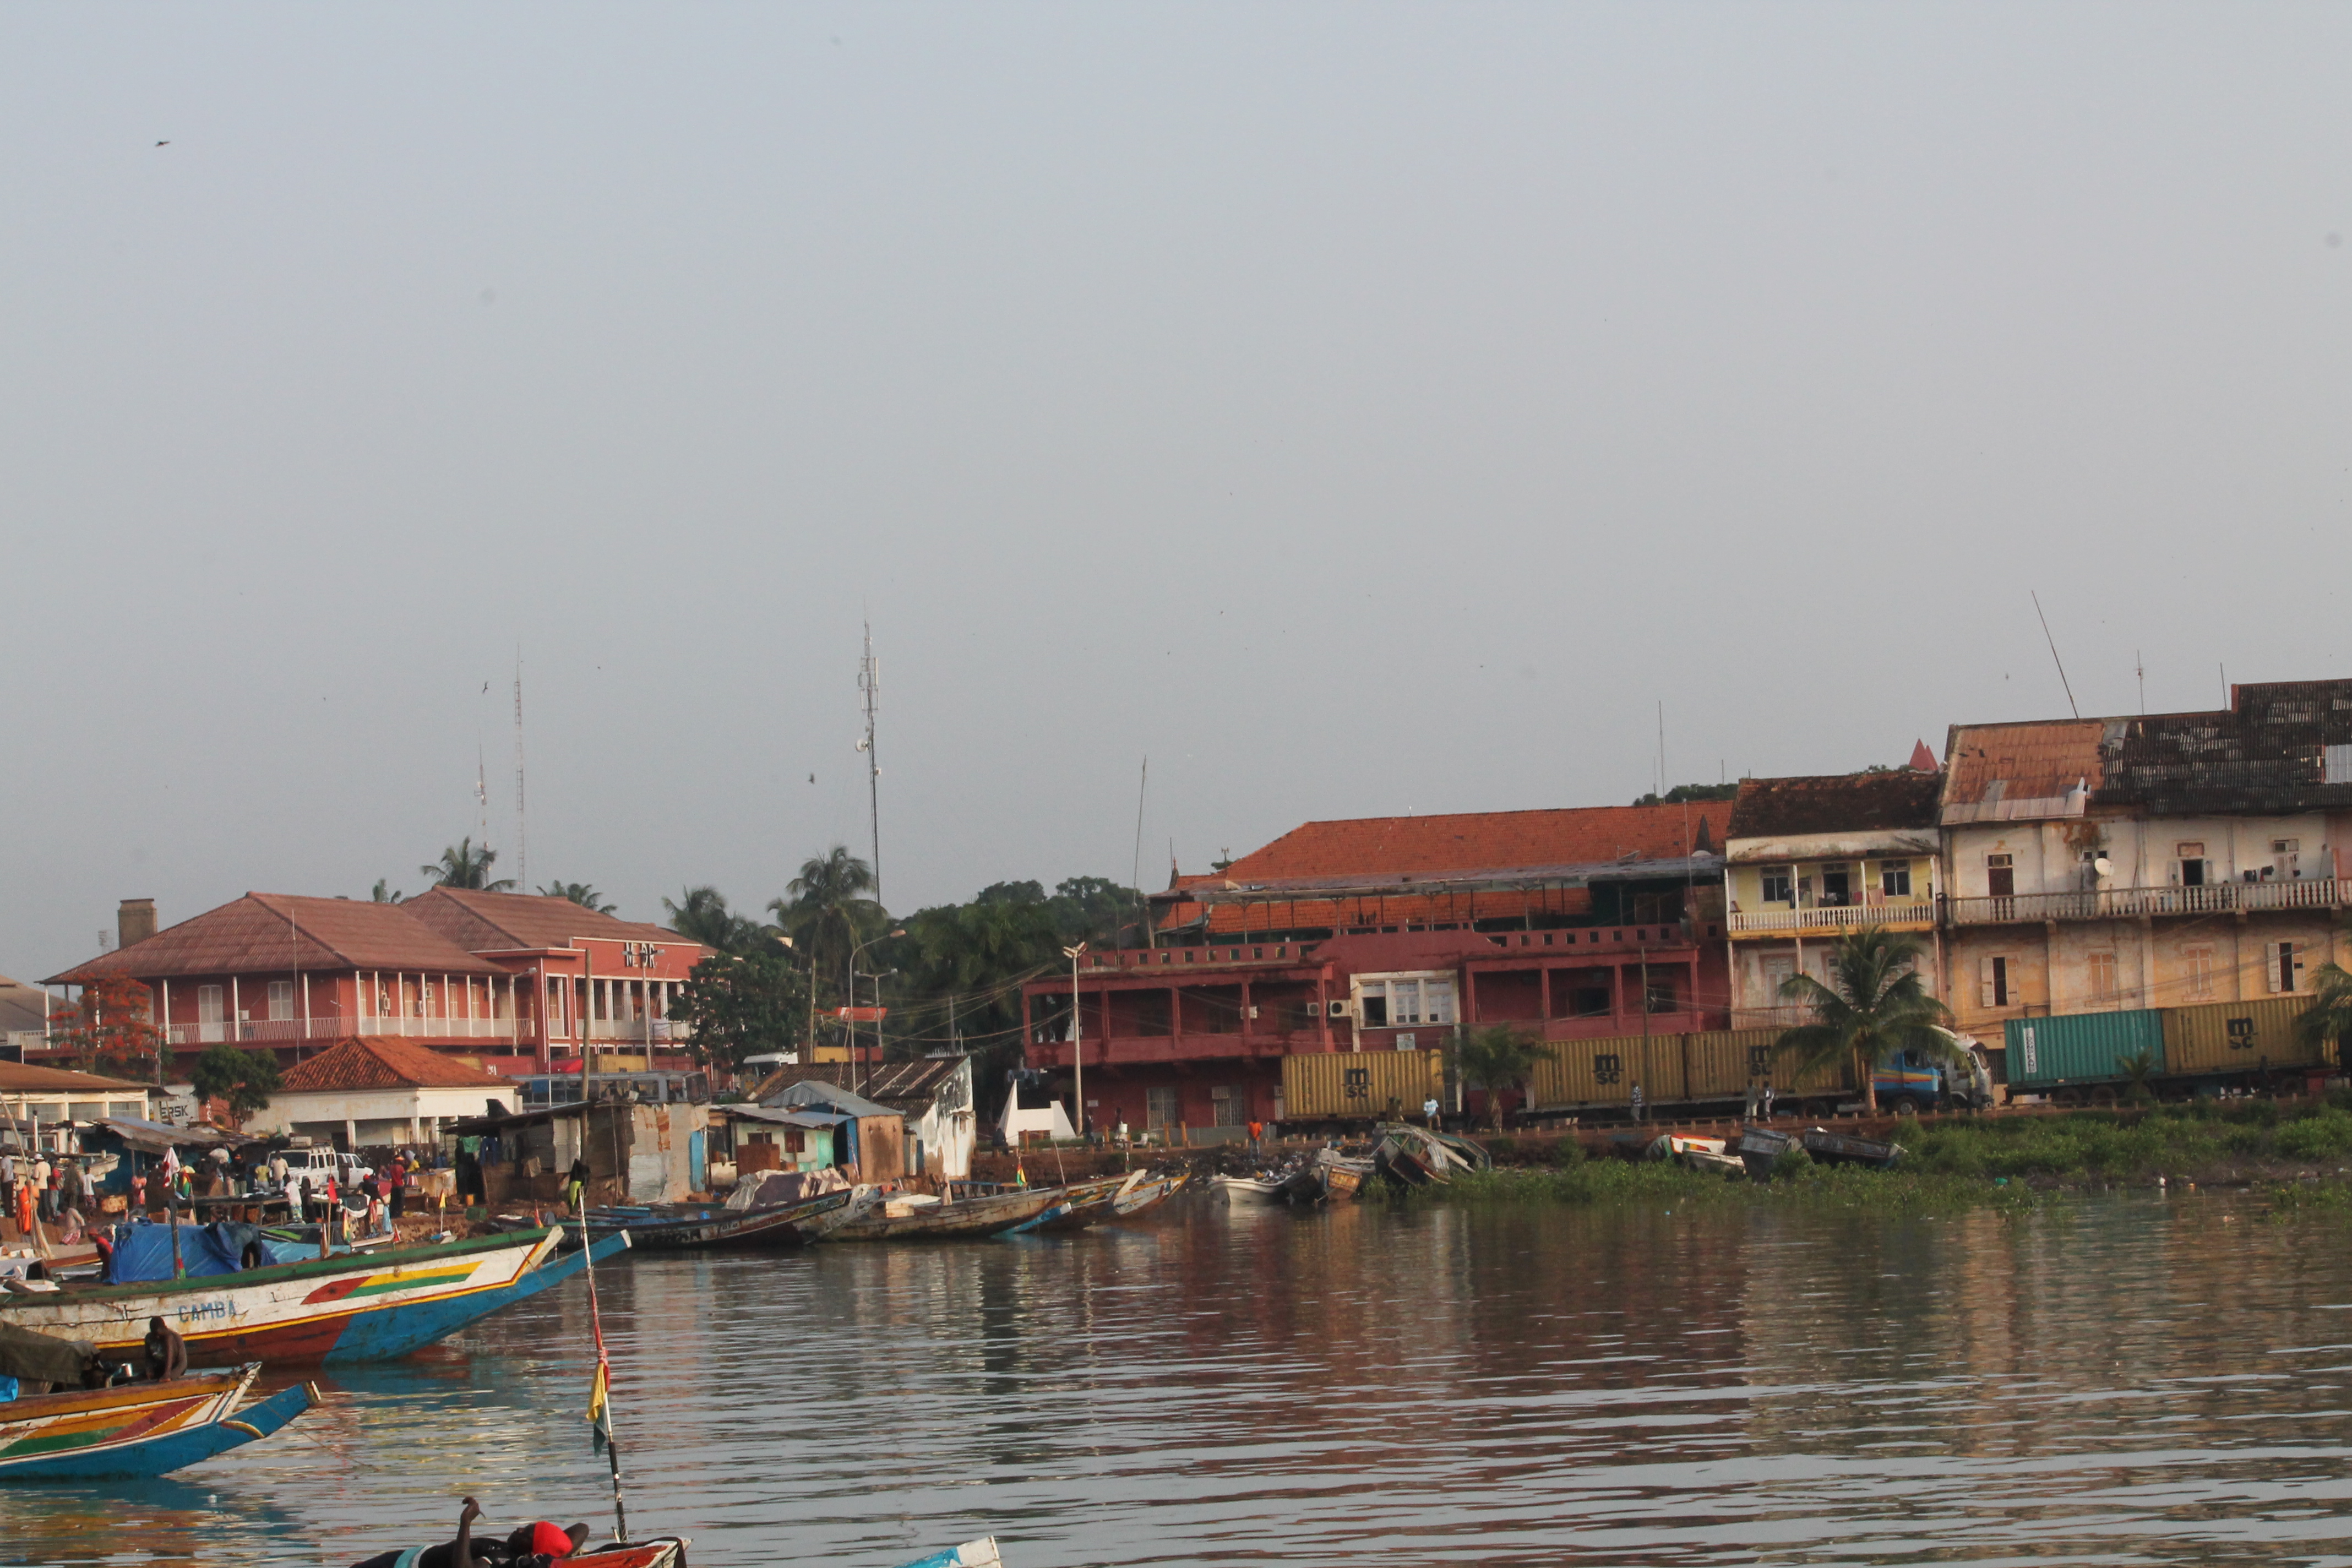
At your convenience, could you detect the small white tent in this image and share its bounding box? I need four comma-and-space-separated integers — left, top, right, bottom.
999, 1095, 1075, 1142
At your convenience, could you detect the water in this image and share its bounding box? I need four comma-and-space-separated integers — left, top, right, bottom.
10, 1191, 2352, 1566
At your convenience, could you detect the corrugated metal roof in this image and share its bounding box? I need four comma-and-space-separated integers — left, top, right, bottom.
1940, 721, 2105, 824
747, 1058, 965, 1111
1727, 772, 1943, 840
760, 1080, 898, 1119
279, 1036, 511, 1093
0, 1061, 150, 1094
46, 894, 510, 985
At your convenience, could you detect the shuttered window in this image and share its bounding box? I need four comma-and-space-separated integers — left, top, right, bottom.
1979, 956, 2011, 1008
2265, 941, 2307, 994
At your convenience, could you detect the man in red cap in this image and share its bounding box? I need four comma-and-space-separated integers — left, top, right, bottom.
505, 1521, 591, 1561
350, 1499, 587, 1567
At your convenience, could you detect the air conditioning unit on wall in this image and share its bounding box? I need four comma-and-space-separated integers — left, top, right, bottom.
1327, 1000, 1351, 1019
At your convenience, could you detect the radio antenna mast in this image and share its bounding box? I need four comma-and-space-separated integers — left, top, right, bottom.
2031, 592, 2080, 718
858, 622, 882, 903
513, 649, 529, 891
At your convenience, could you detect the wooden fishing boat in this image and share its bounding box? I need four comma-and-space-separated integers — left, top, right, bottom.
0, 1227, 629, 1368
577, 1188, 856, 1251
1311, 1150, 1371, 1201
830, 1185, 1058, 1242
537, 1539, 689, 1568
1370, 1136, 1443, 1188
897, 1540, 1001, 1567
0, 1364, 317, 1479
1736, 1124, 1796, 1180
1108, 1168, 1187, 1217
1801, 1126, 1905, 1169
1208, 1175, 1287, 1204
1006, 1175, 1128, 1234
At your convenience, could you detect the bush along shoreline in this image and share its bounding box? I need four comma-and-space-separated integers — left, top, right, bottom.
1366, 1095, 2352, 1214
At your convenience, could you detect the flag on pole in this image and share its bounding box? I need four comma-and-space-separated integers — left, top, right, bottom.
587, 1355, 612, 1454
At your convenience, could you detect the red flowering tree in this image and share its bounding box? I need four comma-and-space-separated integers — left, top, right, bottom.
51, 976, 167, 1084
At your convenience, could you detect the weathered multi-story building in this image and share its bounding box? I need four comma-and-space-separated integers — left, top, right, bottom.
1722, 766, 1945, 1028
1939, 680, 2352, 1042
1020, 804, 1731, 1134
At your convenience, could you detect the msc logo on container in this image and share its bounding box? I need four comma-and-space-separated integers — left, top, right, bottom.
1342, 1068, 1370, 1100
2228, 1016, 2257, 1050
1592, 1053, 1623, 1086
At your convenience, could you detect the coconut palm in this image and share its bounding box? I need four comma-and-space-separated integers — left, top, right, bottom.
662, 885, 772, 956
2294, 958, 2352, 1070
421, 837, 515, 892
540, 880, 617, 914
769, 846, 889, 995
1773, 925, 1959, 1114
1450, 1024, 1556, 1131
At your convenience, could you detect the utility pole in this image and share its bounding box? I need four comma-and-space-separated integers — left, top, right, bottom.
514, 649, 528, 891
1064, 944, 1088, 1139
858, 624, 883, 906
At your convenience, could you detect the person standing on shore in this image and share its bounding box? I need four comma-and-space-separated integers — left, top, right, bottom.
1246, 1119, 1264, 1157
1743, 1081, 1760, 1123
1631, 1083, 1645, 1123
33, 1153, 53, 1223
1761, 1080, 1776, 1120
1423, 1096, 1441, 1131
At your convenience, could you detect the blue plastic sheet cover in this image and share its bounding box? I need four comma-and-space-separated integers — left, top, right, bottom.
103, 1220, 264, 1282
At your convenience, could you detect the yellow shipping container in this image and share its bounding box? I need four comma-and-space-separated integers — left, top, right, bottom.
1282, 1049, 1444, 1121
2162, 997, 2332, 1077
1527, 1033, 1686, 1109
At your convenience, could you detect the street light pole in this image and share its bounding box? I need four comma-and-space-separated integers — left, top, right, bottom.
847, 929, 906, 1098
1063, 943, 1088, 1140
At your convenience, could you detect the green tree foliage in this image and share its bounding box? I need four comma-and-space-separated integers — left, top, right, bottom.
1774, 926, 1959, 1113
541, 881, 617, 914
662, 886, 773, 956
421, 837, 515, 892
2118, 1049, 2159, 1104
668, 954, 808, 1071
371, 879, 404, 904
189, 1044, 282, 1126
1450, 1024, 1556, 1131
1630, 782, 1740, 806
2296, 957, 2352, 1070
770, 847, 888, 999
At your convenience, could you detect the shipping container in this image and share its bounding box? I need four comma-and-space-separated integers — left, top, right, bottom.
1527, 1032, 1685, 1109
1282, 1048, 1444, 1122
1680, 1028, 1848, 1101
2003, 1009, 2166, 1090
2162, 997, 2332, 1077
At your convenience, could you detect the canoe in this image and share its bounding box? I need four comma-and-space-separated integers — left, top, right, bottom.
896, 1540, 1001, 1568
1801, 1127, 1905, 1169
543, 1540, 688, 1568
1737, 1124, 1796, 1180
578, 1189, 856, 1251
0, 1363, 317, 1479
1108, 1169, 1187, 1217
0, 1227, 630, 1368
1005, 1176, 1128, 1234
830, 1186, 1058, 1242
1208, 1176, 1287, 1205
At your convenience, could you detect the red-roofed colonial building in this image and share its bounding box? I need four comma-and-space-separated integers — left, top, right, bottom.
45, 891, 709, 1081
1022, 804, 1730, 1135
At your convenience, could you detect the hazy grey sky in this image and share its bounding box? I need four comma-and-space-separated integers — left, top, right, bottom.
4, 4, 2348, 980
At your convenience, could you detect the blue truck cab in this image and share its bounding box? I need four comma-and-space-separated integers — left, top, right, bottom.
1871, 1044, 1992, 1113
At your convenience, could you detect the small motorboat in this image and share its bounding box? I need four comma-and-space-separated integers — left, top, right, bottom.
1108, 1168, 1187, 1218
1208, 1175, 1288, 1205
1006, 1175, 1129, 1234
0, 1359, 317, 1479
1736, 1124, 1796, 1180
1645, 1134, 1745, 1177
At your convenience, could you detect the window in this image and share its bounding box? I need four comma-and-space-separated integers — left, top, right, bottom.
1390, 979, 1422, 1025
2086, 952, 2117, 1000
2329, 745, 2352, 785
2183, 945, 2215, 1000
1761, 954, 1795, 1000
1209, 1085, 1244, 1128
1145, 1086, 1180, 1129
1425, 979, 1456, 1026
1980, 956, 2012, 1008
1760, 867, 1794, 905
267, 981, 295, 1021
1355, 973, 1455, 1029
1985, 854, 2015, 898
2267, 941, 2306, 994
2274, 839, 2302, 879
784, 1126, 807, 1155
1881, 861, 1913, 898
1359, 989, 1389, 1027
2177, 843, 2209, 887
1819, 865, 1853, 906
197, 985, 225, 1023
1645, 974, 1680, 1013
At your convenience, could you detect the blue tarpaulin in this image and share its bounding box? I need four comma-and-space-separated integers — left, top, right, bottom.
104, 1221, 262, 1282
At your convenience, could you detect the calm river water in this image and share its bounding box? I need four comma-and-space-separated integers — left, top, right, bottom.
8, 1191, 2352, 1566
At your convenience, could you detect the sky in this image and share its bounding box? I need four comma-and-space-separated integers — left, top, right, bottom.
2, 4, 2348, 981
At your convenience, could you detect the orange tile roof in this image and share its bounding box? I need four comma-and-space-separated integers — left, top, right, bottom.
47, 894, 512, 986
278, 1035, 512, 1093
401, 889, 699, 954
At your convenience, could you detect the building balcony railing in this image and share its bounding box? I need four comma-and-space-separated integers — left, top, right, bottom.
1727, 899, 1936, 935
1946, 878, 2352, 926
582, 1017, 690, 1041
165, 1016, 520, 1046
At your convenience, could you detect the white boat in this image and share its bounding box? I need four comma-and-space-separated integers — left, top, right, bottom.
1209, 1175, 1287, 1205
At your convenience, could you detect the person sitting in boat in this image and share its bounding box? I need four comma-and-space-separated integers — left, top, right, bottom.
143, 1317, 187, 1382
349, 1498, 587, 1567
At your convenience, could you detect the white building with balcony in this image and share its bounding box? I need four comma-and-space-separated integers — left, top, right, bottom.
1723, 765, 1946, 1028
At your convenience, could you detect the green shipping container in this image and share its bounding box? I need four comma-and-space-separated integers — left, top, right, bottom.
2004, 1009, 2165, 1089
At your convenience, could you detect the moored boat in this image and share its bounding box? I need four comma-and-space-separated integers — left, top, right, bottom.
830, 1185, 1059, 1241
1208, 1175, 1287, 1205
0, 1363, 317, 1480
0, 1227, 628, 1368
1006, 1175, 1128, 1234
1736, 1124, 1796, 1180
1108, 1167, 1188, 1217
1801, 1126, 1905, 1169
897, 1540, 1002, 1567
577, 1188, 857, 1251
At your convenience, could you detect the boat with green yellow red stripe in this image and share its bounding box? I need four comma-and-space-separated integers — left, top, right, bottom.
0, 1227, 628, 1368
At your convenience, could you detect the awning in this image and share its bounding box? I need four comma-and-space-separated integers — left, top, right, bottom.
723, 1105, 850, 1129
92, 1115, 241, 1151
761, 1080, 897, 1119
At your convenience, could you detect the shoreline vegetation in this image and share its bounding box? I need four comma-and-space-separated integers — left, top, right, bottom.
1368, 1096, 2352, 1215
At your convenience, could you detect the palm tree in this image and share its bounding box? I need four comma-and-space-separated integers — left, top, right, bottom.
2295, 958, 2352, 1070
1450, 1024, 1555, 1131
769, 846, 888, 997
541, 881, 617, 914
421, 837, 515, 892
662, 886, 772, 956
370, 879, 404, 904
1773, 925, 1958, 1114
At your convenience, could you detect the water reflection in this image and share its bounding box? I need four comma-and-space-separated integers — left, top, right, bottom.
9, 1194, 2352, 1565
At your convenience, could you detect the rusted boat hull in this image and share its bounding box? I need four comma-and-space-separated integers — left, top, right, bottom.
831, 1188, 1059, 1241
